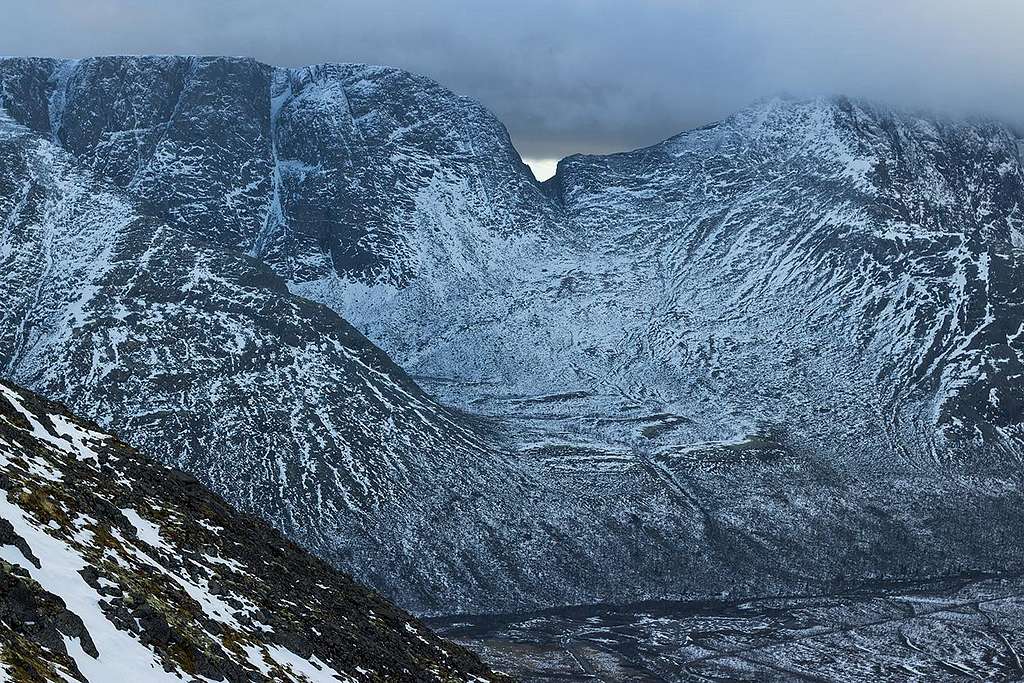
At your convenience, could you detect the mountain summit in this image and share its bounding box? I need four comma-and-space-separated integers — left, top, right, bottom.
2, 57, 1024, 617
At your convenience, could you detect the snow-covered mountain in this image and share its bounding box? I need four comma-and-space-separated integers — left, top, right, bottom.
0, 56, 558, 281
0, 378, 501, 681
0, 103, 539, 615
3, 56, 1024, 618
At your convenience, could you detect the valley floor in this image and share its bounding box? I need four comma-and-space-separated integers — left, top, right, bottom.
431, 573, 1024, 682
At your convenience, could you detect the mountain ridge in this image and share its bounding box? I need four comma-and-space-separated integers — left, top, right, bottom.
3, 55, 1024, 619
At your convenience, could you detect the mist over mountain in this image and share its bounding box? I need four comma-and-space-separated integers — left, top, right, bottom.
2, 51, 1024, 681
4, 1, 1024, 159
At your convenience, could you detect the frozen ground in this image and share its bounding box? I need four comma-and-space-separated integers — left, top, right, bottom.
433, 574, 1024, 682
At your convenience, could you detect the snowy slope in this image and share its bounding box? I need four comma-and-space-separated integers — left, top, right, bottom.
0, 111, 543, 615
16, 57, 1020, 464
0, 91, 795, 617
3, 57, 1024, 617
0, 56, 559, 283
537, 98, 1024, 461
304, 94, 1024, 470
0, 378, 502, 682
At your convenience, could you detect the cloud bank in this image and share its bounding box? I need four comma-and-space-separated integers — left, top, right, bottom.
3, 1, 1023, 158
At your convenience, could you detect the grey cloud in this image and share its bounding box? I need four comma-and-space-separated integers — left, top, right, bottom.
3, 1, 1024, 158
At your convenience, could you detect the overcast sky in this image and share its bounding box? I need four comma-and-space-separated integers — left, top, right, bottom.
3, 1, 1024, 174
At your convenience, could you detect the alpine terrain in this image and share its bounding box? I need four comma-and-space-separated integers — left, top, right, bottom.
0, 377, 501, 681
1, 55, 1024, 628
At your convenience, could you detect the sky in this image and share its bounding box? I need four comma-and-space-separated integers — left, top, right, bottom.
3, 1, 1024, 180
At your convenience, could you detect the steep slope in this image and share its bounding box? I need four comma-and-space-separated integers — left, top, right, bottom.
0, 54, 566, 388
319, 95, 1024, 469
337, 95, 1024, 607
0, 56, 558, 287
4, 57, 1024, 618
537, 98, 1024, 461
0, 378, 502, 682
14, 57, 1021, 465
0, 56, 274, 251
2, 92, 795, 617
263, 62, 560, 287
0, 110, 543, 614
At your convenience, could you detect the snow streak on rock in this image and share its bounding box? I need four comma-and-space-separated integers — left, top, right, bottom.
3, 57, 1024, 616
0, 379, 502, 681
0, 112, 536, 615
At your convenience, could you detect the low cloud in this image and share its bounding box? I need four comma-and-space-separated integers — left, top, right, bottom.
4, 1, 1024, 158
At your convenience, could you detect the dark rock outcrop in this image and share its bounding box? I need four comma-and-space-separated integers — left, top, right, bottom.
0, 378, 504, 681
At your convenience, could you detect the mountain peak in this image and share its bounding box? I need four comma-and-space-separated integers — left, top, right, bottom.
3, 53, 1024, 627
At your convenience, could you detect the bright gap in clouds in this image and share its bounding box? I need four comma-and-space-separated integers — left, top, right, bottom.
524, 158, 559, 181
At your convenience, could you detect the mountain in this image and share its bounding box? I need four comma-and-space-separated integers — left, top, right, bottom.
3, 56, 1024, 618
0, 101, 541, 615
1, 64, 743, 617
0, 378, 502, 681
0, 56, 558, 281
294, 93, 1024, 464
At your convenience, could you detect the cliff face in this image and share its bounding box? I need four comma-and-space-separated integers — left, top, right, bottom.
0, 56, 557, 282
0, 111, 537, 615
0, 378, 502, 682
3, 57, 1024, 617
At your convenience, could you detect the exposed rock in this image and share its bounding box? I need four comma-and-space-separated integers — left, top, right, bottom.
2, 57, 1024, 619
0, 378, 504, 681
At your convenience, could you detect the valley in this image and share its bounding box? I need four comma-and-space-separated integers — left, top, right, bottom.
435, 574, 1024, 682
2, 52, 1024, 681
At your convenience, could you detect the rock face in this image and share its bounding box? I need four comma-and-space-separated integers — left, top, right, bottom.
0, 108, 536, 615
0, 378, 502, 682
0, 56, 557, 282
3, 56, 1024, 617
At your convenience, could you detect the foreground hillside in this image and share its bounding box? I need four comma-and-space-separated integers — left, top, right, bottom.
0, 378, 501, 682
